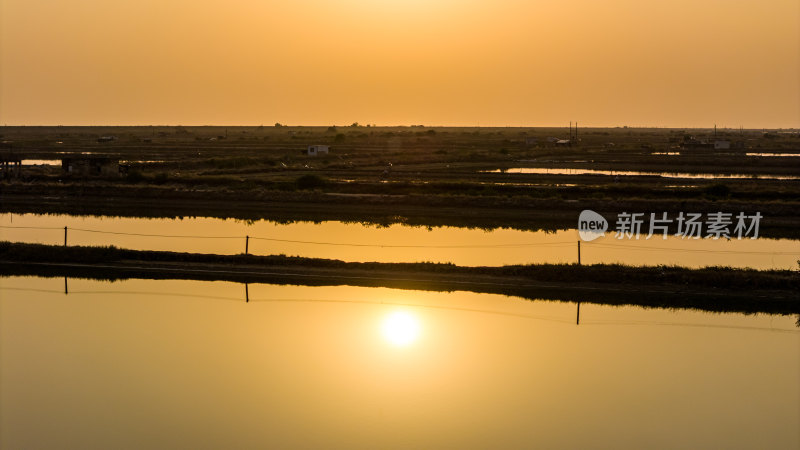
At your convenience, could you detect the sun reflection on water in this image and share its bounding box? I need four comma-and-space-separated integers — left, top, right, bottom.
381, 311, 421, 347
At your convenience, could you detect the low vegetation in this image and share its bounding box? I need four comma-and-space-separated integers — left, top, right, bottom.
2, 127, 798, 238
1, 242, 797, 315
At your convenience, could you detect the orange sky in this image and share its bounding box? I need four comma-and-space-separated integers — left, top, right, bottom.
1, 0, 798, 127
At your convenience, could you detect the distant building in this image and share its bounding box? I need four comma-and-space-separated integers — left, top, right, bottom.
97, 136, 116, 143
681, 136, 713, 149
1, 155, 22, 179
555, 139, 572, 147
62, 157, 120, 176
714, 140, 731, 150
307, 145, 329, 156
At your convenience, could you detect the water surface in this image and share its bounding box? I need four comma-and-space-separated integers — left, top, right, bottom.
488, 168, 800, 180
1, 276, 797, 449
2, 213, 798, 269
21, 159, 60, 166
746, 153, 800, 157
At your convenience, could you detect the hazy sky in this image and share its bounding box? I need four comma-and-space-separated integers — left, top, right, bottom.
1, 0, 798, 127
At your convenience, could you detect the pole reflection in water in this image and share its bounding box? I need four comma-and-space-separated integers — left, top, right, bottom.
1, 277, 797, 449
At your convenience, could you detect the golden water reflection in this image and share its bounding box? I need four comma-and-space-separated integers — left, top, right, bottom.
1, 276, 798, 449
2, 212, 798, 269
381, 311, 421, 347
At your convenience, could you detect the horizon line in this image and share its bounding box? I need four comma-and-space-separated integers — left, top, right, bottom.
1, 124, 798, 130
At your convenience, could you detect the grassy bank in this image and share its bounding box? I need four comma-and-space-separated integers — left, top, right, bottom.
2, 242, 797, 315
2, 183, 799, 238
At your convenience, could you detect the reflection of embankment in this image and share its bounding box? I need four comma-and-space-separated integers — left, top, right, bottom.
2, 242, 797, 315
2, 184, 799, 238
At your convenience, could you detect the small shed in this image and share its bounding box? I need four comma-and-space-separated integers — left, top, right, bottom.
714, 140, 731, 150
307, 145, 330, 156
62, 157, 120, 176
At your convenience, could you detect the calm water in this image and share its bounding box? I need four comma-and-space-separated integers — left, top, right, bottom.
746, 153, 800, 157
21, 159, 164, 165
1, 276, 797, 449
21, 159, 61, 166
1, 213, 798, 270
488, 168, 800, 180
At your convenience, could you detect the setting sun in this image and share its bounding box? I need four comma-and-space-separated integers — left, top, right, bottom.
381, 311, 421, 347
0, 0, 798, 447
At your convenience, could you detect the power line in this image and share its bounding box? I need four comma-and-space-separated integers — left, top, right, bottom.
587, 241, 799, 255
2, 224, 798, 254
0, 286, 571, 323
0, 225, 575, 248
247, 235, 573, 248
70, 227, 240, 239
581, 320, 799, 334
1, 286, 795, 333
0, 225, 62, 230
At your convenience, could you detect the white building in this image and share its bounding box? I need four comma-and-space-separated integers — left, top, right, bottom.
307, 145, 330, 156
